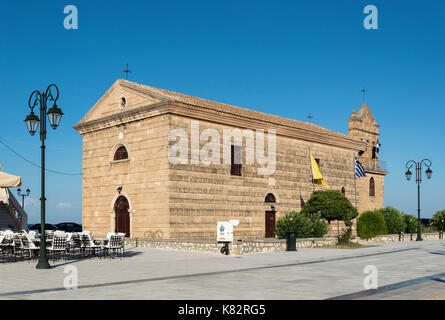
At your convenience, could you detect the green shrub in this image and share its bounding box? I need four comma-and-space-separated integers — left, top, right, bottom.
421, 224, 437, 233
357, 210, 387, 240
338, 227, 353, 244
309, 212, 329, 237
431, 210, 445, 232
380, 207, 406, 234
275, 211, 328, 239
402, 212, 418, 234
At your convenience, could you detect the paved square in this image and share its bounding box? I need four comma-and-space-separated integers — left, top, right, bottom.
1, 240, 445, 299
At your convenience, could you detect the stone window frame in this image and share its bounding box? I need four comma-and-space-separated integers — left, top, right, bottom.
109, 142, 132, 164
114, 146, 129, 161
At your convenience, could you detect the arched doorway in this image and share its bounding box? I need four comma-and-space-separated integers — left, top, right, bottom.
114, 196, 130, 237
265, 193, 277, 238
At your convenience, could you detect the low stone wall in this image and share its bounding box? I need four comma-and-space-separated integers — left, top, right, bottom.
125, 237, 338, 255
125, 233, 443, 255
353, 232, 443, 244
125, 238, 222, 254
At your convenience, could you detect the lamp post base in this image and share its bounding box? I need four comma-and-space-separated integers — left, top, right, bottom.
36, 258, 50, 269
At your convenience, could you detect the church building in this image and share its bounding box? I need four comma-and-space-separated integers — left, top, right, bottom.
74, 79, 388, 239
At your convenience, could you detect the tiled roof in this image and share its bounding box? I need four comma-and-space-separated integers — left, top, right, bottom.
120, 79, 356, 141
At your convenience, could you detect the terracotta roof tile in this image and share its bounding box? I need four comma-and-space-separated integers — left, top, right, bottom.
120, 79, 355, 141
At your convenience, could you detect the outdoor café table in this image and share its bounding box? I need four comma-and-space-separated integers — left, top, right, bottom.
93, 238, 107, 245
33, 238, 53, 245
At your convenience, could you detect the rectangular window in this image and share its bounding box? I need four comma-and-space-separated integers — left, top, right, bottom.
231, 145, 242, 176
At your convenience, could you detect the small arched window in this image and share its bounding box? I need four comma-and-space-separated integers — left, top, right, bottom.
369, 177, 375, 197
120, 97, 127, 110
114, 146, 128, 161
341, 187, 346, 196
265, 193, 276, 203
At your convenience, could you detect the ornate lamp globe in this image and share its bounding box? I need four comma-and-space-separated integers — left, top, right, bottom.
405, 169, 412, 181
425, 168, 433, 180
25, 112, 40, 136
47, 105, 63, 129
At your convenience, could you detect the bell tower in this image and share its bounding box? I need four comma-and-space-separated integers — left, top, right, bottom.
349, 101, 380, 168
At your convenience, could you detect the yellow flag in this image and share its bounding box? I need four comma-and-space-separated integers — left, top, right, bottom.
310, 153, 330, 189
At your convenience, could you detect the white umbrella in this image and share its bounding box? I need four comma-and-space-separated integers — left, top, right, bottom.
0, 171, 21, 188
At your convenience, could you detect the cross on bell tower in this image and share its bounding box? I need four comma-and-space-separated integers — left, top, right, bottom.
361, 88, 367, 103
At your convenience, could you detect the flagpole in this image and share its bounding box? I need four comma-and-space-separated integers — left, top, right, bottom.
354, 155, 358, 209
309, 148, 315, 192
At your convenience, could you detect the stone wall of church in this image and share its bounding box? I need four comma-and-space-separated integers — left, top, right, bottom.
81, 113, 171, 238
167, 115, 363, 240
356, 173, 385, 213
80, 112, 385, 241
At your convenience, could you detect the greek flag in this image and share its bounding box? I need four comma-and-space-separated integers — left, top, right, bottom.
355, 157, 366, 178
376, 140, 381, 153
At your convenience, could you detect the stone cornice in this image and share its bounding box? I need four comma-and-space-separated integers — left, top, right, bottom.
73, 101, 170, 134
349, 127, 380, 136
364, 168, 389, 176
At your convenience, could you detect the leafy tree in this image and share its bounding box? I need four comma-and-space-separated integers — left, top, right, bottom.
380, 206, 406, 234
402, 212, 418, 234
357, 210, 388, 239
275, 211, 328, 239
301, 190, 358, 242
301, 190, 358, 223
431, 210, 445, 232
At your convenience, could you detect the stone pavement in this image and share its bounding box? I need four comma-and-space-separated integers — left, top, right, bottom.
1, 240, 445, 300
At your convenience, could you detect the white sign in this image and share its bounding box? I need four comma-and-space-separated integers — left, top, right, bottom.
217, 221, 233, 242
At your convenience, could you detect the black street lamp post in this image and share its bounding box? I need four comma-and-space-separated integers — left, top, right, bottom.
25, 84, 63, 269
17, 188, 30, 209
405, 159, 432, 241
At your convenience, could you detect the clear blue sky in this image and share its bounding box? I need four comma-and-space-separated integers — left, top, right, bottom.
0, 0, 443, 224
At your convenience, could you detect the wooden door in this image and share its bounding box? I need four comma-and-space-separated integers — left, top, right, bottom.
115, 211, 130, 237
114, 196, 130, 237
265, 211, 276, 238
